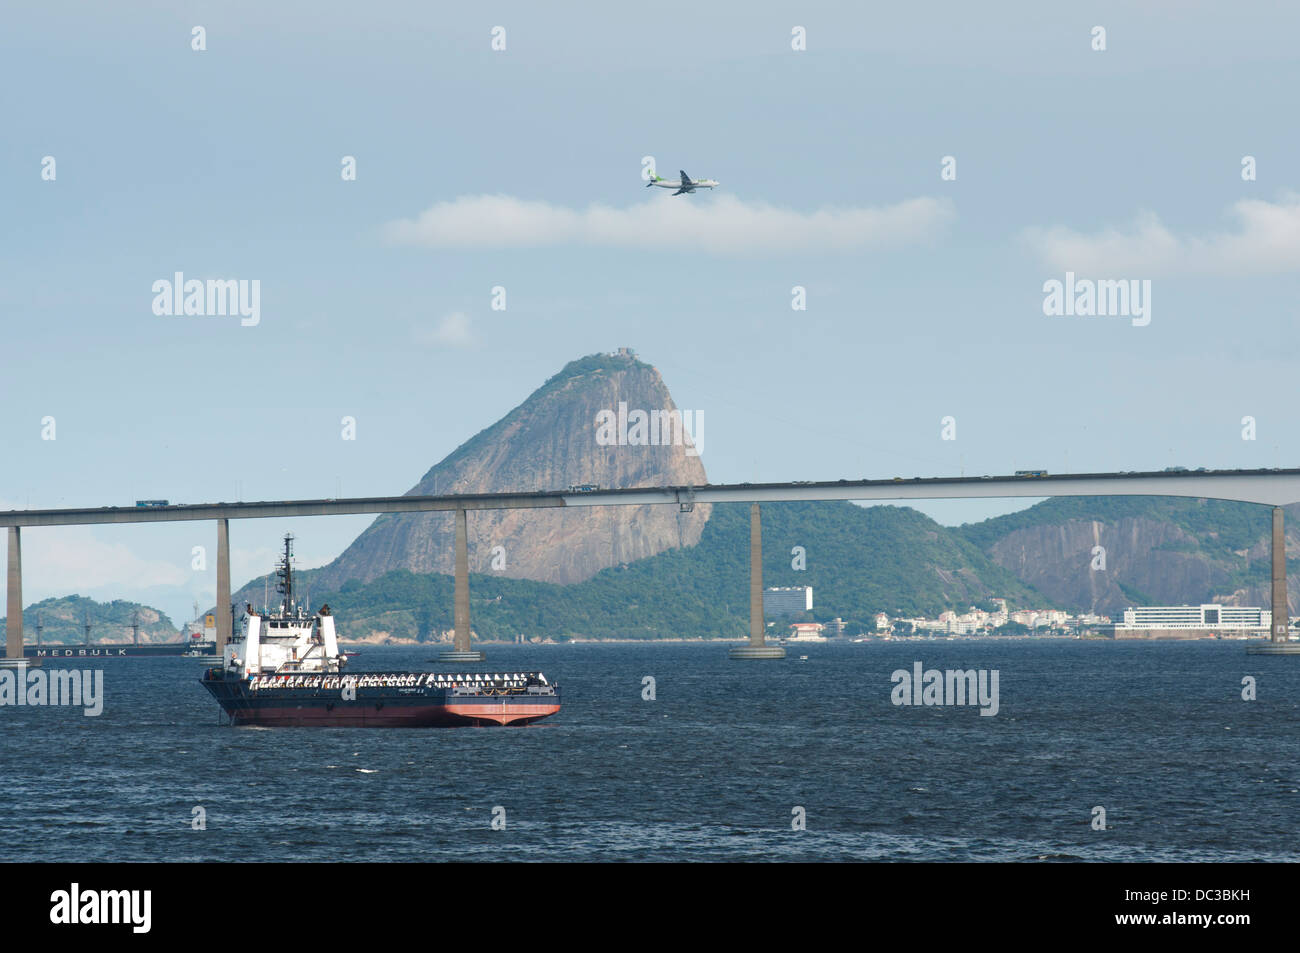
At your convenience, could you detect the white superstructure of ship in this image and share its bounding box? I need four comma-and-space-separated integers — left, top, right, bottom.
222, 534, 347, 677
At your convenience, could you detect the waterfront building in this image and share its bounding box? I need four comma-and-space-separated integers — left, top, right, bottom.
788, 622, 827, 642
764, 586, 813, 618
1113, 604, 1271, 639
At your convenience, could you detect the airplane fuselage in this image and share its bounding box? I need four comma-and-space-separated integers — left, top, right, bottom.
650, 178, 719, 192
650, 178, 722, 191
647, 170, 719, 194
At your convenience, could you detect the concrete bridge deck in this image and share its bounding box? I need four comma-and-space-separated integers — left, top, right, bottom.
5, 467, 1299, 659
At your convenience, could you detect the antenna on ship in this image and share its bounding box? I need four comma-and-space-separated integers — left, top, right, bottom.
275, 533, 295, 614
83, 609, 92, 647
130, 609, 140, 647
34, 612, 43, 648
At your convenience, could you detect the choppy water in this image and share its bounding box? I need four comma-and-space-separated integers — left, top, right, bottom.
1, 640, 1296, 861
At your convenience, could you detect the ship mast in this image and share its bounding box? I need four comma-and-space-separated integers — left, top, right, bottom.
275, 533, 295, 615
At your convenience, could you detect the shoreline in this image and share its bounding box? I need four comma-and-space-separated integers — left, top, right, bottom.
337, 634, 1275, 647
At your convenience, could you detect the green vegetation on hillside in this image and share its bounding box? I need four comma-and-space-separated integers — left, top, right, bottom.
958, 496, 1284, 597
959, 496, 1271, 553
310, 501, 1046, 641
1, 595, 179, 644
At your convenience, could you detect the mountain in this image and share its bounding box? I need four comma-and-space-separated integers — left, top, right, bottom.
303, 501, 1045, 642
242, 351, 710, 610
1, 595, 179, 645
958, 496, 1298, 615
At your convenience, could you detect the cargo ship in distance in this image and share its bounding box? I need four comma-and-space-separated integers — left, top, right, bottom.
30, 642, 214, 659
199, 535, 560, 727
26, 614, 219, 659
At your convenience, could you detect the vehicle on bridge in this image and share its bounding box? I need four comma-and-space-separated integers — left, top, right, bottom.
134, 499, 169, 507
1014, 470, 1048, 478
567, 483, 600, 493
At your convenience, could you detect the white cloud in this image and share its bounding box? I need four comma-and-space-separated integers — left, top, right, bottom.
1027, 194, 1300, 276
382, 193, 955, 255
5, 525, 190, 595
413, 311, 472, 347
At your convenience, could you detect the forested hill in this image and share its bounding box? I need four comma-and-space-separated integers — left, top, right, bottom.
311, 501, 1043, 641
957, 496, 1296, 615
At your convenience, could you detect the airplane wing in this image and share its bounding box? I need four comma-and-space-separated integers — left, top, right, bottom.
679, 170, 693, 186
672, 187, 691, 195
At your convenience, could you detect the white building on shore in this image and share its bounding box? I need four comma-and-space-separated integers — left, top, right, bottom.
1113, 605, 1271, 639
764, 586, 813, 618
787, 622, 827, 642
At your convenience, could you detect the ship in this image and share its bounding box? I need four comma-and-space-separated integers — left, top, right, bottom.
199, 534, 561, 727
179, 609, 220, 658
29, 642, 214, 659
25, 605, 219, 659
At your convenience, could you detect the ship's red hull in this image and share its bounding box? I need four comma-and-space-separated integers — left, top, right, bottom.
201, 668, 561, 727
223, 701, 561, 728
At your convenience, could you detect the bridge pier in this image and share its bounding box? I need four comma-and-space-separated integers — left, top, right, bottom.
216, 518, 231, 655
438, 507, 485, 662
6, 527, 21, 659
730, 503, 785, 659
1249, 505, 1299, 654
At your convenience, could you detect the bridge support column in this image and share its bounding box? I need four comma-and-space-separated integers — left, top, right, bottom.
216, 518, 230, 655
730, 503, 785, 659
1248, 505, 1299, 654
6, 527, 21, 659
1272, 506, 1288, 643
439, 507, 484, 662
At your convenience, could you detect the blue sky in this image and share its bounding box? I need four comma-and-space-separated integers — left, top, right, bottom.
3, 2, 1299, 624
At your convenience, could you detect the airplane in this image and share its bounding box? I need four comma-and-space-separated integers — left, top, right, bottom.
645, 169, 719, 195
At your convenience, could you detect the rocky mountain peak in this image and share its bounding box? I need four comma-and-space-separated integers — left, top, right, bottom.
308, 350, 711, 590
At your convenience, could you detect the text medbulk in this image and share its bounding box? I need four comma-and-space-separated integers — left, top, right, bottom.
152, 273, 260, 326
50, 884, 151, 934
1042, 271, 1151, 327
0, 666, 103, 716
890, 662, 1000, 716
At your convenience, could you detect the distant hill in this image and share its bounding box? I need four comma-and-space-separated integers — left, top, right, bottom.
305, 501, 1045, 642
1, 595, 179, 645
216, 493, 1298, 641
957, 496, 1297, 615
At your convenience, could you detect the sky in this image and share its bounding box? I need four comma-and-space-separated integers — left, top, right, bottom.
3, 1, 1300, 625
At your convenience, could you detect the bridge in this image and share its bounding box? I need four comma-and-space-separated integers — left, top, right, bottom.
5, 467, 1300, 661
